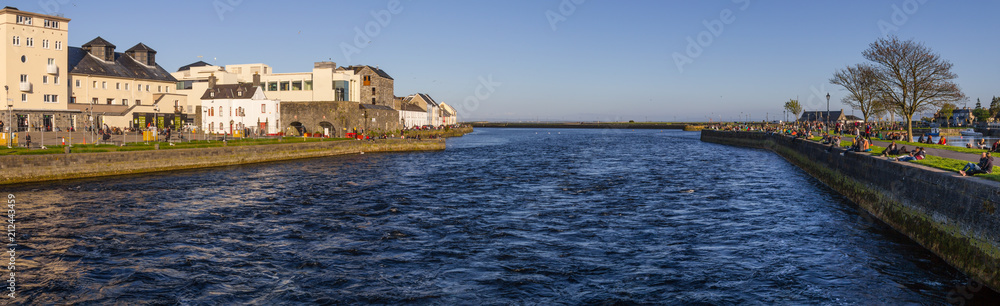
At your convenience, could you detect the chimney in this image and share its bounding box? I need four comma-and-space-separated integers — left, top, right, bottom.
252, 72, 261, 88
208, 73, 218, 89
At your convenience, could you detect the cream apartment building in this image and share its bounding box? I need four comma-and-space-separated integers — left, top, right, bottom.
0, 6, 74, 132
66, 37, 184, 130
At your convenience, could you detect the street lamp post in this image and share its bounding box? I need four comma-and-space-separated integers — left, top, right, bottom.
826, 93, 831, 134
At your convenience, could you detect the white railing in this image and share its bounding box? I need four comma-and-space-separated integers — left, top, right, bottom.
19, 82, 31, 92
46, 64, 58, 74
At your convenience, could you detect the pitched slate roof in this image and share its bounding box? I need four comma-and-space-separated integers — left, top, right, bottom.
400, 104, 426, 112
126, 43, 155, 52
359, 104, 396, 111
349, 65, 394, 80
201, 84, 260, 100
416, 93, 439, 107
68, 46, 177, 82
798, 111, 845, 122
82, 36, 115, 48
177, 61, 213, 72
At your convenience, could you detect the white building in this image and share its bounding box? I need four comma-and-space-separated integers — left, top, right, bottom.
439, 103, 458, 125
399, 103, 428, 128
200, 83, 280, 135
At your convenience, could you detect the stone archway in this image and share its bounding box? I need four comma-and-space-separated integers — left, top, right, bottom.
289, 122, 305, 136
319, 121, 335, 137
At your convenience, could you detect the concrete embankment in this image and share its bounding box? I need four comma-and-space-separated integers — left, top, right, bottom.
470, 122, 704, 130
0, 139, 445, 185
701, 130, 1000, 291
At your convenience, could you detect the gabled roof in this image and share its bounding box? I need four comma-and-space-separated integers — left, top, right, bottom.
360, 104, 396, 111
126, 43, 156, 53
349, 65, 394, 80
416, 93, 439, 107
400, 104, 425, 112
798, 111, 845, 122
177, 61, 213, 72
82, 36, 115, 48
68, 47, 178, 82
201, 84, 260, 100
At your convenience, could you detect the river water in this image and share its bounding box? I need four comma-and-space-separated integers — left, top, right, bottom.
8, 128, 997, 304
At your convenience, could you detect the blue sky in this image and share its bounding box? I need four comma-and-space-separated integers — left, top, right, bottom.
12, 0, 1000, 122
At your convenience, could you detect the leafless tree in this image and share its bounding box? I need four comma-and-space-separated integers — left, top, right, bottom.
830, 64, 884, 124
863, 36, 965, 141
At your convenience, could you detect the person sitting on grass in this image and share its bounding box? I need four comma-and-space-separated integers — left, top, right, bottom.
892, 147, 925, 162
917, 135, 925, 143
992, 140, 1000, 153
881, 141, 900, 157
938, 137, 947, 145
959, 152, 993, 177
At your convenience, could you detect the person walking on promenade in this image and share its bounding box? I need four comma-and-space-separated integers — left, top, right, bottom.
24, 134, 31, 148
959, 152, 994, 177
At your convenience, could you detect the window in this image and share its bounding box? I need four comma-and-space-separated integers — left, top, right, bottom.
279, 81, 289, 91
42, 76, 48, 84
267, 82, 278, 91
372, 88, 376, 95
21, 94, 27, 102
363, 75, 371, 86
261, 104, 266, 113
43, 95, 58, 103
165, 87, 169, 93
75, 80, 81, 88
92, 98, 98, 104
304, 80, 313, 90
42, 39, 49, 49
93, 81, 98, 88
12, 36, 19, 46
208, 108, 213, 117
19, 75, 27, 83
136, 100, 141, 105
47, 58, 54, 65
25, 38, 32, 47
291, 81, 302, 91
122, 99, 128, 106
44, 20, 59, 29
157, 85, 162, 92
54, 76, 59, 85
124, 83, 129, 91
146, 85, 150, 91
107, 98, 113, 105
218, 106, 222, 117
102, 82, 107, 89
137, 83, 142, 91
55, 41, 62, 50
16, 16, 31, 25
116, 83, 121, 90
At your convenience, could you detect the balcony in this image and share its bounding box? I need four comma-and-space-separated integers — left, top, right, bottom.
46, 64, 58, 74
19, 82, 31, 92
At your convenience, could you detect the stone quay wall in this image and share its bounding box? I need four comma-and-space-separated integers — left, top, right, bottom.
701, 130, 1000, 291
0, 139, 444, 185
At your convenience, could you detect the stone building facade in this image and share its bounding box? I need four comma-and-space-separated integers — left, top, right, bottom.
280, 101, 400, 138
351, 65, 394, 108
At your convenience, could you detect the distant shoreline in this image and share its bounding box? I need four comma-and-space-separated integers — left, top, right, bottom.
468, 122, 708, 130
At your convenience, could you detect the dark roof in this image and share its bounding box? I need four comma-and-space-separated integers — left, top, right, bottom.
201, 84, 260, 100
68, 47, 178, 82
400, 104, 425, 112
126, 43, 156, 53
360, 104, 396, 111
177, 61, 213, 72
441, 108, 453, 116
798, 111, 845, 122
845, 115, 863, 121
416, 93, 439, 107
349, 65, 394, 80
82, 36, 115, 48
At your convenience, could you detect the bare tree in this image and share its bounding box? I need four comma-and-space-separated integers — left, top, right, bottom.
830, 64, 884, 124
863, 36, 965, 141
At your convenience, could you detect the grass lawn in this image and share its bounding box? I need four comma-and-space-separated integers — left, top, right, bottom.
866, 145, 1000, 182
0, 137, 350, 156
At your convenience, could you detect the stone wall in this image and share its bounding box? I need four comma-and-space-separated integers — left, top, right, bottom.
701, 130, 1000, 291
357, 66, 394, 108
280, 101, 401, 138
0, 139, 444, 185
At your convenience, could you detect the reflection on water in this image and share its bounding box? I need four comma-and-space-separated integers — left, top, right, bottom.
8, 128, 998, 304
